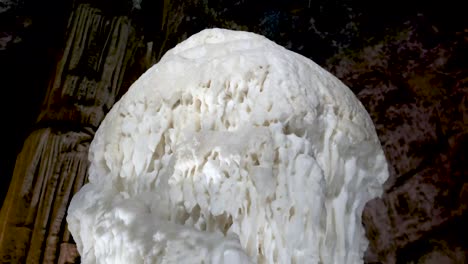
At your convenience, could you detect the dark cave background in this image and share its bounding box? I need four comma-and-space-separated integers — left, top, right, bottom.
0, 0, 466, 263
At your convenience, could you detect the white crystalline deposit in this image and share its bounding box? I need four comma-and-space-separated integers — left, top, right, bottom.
67, 28, 388, 264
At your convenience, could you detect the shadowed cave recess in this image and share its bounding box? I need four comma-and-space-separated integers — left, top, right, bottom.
0, 0, 466, 263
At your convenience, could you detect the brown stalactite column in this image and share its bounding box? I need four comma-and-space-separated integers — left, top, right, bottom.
0, 4, 140, 263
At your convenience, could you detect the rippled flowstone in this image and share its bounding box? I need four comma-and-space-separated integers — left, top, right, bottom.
0, 4, 140, 263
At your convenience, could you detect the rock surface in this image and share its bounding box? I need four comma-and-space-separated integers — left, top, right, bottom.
0, 4, 141, 263
0, 1, 466, 263
67, 28, 388, 264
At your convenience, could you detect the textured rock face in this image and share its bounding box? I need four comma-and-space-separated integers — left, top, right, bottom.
1, 1, 466, 263
326, 20, 468, 262
67, 28, 388, 264
0, 129, 89, 263
0, 4, 140, 263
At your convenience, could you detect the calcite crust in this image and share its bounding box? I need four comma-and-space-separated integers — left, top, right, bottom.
67, 28, 388, 264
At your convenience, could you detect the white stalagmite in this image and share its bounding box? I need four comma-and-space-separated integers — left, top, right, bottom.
67, 28, 388, 264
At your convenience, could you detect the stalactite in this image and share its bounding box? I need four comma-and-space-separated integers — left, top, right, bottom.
0, 129, 91, 263
0, 4, 140, 263
37, 4, 137, 129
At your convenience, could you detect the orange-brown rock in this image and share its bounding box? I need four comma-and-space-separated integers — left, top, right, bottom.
0, 4, 140, 263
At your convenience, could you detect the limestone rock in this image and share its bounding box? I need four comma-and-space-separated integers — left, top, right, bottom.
67, 28, 388, 264
37, 4, 138, 128
0, 4, 140, 263
0, 129, 90, 263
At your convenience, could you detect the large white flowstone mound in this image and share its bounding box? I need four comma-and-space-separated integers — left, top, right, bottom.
67, 28, 388, 264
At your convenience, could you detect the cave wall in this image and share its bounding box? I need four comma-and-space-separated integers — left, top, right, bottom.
0, 4, 146, 263
0, 0, 466, 263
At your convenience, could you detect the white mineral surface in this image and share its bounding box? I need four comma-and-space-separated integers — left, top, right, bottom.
67, 28, 388, 264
